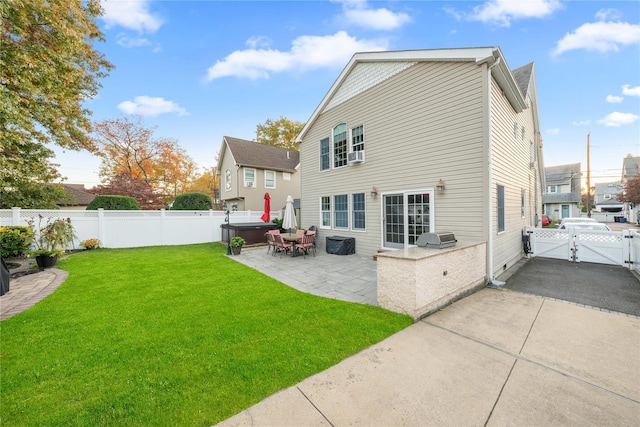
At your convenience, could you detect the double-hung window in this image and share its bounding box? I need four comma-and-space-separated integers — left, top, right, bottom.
352, 193, 365, 230
320, 137, 330, 171
351, 125, 364, 152
334, 194, 348, 228
244, 168, 256, 187
264, 170, 275, 189
333, 124, 347, 168
321, 196, 331, 227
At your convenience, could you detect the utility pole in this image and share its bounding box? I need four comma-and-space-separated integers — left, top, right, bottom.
586, 132, 591, 218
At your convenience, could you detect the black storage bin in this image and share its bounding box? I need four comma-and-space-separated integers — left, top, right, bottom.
326, 236, 355, 255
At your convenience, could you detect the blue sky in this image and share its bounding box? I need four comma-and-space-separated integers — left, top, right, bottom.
56, 0, 640, 188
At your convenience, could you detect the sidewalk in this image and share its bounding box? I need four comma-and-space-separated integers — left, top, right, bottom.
218, 288, 640, 426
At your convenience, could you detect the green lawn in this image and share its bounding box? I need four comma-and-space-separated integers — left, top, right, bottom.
1, 244, 412, 426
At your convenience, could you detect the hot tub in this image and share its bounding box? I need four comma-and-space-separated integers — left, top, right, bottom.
221, 222, 278, 245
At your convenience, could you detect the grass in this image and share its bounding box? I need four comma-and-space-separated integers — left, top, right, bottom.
1, 244, 412, 426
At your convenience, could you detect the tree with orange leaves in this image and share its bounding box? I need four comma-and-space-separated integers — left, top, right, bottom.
91, 116, 197, 196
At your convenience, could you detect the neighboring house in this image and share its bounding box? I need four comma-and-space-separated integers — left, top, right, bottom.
593, 181, 623, 213
296, 47, 544, 280
542, 163, 581, 221
621, 154, 640, 223
216, 136, 300, 211
57, 184, 96, 210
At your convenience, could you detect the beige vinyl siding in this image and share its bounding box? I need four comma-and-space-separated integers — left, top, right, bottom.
490, 76, 537, 276
300, 61, 487, 255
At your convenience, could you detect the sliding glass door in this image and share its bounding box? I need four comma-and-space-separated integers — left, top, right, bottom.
383, 190, 433, 249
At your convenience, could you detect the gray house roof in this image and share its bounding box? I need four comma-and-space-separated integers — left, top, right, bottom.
512, 62, 533, 98
220, 136, 300, 173
57, 184, 96, 207
542, 163, 581, 204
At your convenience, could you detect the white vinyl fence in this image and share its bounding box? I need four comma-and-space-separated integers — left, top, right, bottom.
1, 208, 281, 250
525, 226, 640, 275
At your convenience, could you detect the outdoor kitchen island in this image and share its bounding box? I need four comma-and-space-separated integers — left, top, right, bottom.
376, 241, 487, 320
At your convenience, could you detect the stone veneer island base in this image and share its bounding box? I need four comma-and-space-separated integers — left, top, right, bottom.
376, 241, 487, 320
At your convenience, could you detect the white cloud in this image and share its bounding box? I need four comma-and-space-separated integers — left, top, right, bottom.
552, 21, 640, 56
597, 112, 639, 127
116, 34, 151, 48
572, 120, 591, 126
448, 0, 562, 27
205, 31, 388, 81
101, 0, 163, 33
246, 36, 272, 49
595, 8, 621, 21
117, 96, 187, 116
606, 95, 623, 103
336, 0, 412, 30
622, 84, 640, 96
546, 128, 560, 135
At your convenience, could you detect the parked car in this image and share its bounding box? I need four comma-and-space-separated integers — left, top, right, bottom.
558, 217, 597, 227
541, 215, 551, 226
558, 222, 611, 231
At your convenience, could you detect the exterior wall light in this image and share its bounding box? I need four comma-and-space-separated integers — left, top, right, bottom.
436, 179, 446, 192
371, 186, 378, 197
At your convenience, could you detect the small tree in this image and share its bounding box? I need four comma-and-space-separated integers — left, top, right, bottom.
171, 192, 212, 210
619, 173, 640, 205
88, 173, 165, 210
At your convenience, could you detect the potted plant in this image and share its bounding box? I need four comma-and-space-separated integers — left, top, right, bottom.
27, 216, 76, 269
230, 236, 246, 255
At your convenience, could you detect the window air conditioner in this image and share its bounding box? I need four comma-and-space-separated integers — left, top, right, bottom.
347, 151, 365, 164
245, 181, 254, 187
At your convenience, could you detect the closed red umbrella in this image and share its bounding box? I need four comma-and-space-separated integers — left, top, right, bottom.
260, 193, 271, 223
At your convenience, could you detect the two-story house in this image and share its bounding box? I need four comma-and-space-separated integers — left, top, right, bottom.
296, 47, 544, 281
216, 136, 300, 211
593, 182, 623, 213
542, 163, 582, 221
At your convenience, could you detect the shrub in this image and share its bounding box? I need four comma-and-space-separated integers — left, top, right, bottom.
80, 238, 102, 249
171, 192, 212, 210
27, 216, 76, 257
87, 195, 140, 210
0, 226, 34, 258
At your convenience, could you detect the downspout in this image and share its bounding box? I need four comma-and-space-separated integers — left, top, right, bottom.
487, 55, 500, 284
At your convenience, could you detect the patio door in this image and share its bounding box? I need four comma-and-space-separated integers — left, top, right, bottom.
383, 191, 433, 249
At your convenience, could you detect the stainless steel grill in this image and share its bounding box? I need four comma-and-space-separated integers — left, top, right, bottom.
415, 232, 457, 249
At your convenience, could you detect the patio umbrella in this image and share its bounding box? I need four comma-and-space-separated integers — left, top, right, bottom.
260, 193, 271, 223
282, 195, 297, 233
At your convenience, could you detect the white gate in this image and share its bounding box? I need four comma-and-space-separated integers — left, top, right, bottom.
525, 226, 637, 268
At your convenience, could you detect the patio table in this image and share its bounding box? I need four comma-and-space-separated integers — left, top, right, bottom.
281, 233, 304, 257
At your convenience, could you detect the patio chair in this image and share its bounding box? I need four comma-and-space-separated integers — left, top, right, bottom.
296, 229, 305, 235
272, 233, 293, 258
294, 232, 316, 258
265, 232, 277, 255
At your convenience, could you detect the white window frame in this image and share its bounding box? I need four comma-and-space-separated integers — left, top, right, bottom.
320, 137, 330, 171
333, 194, 348, 229
225, 169, 232, 191
350, 124, 364, 153
320, 196, 331, 228
333, 124, 348, 169
352, 192, 366, 231
244, 168, 256, 187
264, 170, 276, 189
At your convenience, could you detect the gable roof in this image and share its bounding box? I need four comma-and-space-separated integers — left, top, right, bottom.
622, 155, 640, 181
297, 46, 528, 142
57, 184, 96, 206
512, 62, 533, 98
219, 136, 299, 173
